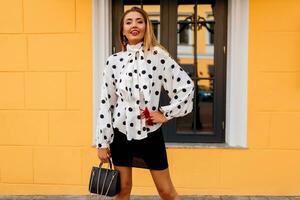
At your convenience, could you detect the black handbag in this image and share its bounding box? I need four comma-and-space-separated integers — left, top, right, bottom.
88, 159, 120, 197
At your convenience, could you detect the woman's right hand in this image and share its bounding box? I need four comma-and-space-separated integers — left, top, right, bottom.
97, 148, 111, 163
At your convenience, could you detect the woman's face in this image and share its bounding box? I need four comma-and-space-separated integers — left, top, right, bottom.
123, 11, 146, 45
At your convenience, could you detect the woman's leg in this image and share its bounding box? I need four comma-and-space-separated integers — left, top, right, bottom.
150, 168, 180, 200
114, 166, 132, 200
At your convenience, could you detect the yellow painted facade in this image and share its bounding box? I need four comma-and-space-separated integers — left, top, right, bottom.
0, 0, 300, 196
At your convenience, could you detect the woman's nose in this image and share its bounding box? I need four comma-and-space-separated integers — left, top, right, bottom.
131, 21, 138, 28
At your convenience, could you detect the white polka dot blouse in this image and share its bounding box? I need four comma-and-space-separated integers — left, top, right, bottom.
96, 42, 195, 148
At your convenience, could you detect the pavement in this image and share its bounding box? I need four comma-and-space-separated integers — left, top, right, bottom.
0, 196, 299, 200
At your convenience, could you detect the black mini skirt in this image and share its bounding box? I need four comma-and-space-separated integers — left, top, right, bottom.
109, 127, 168, 170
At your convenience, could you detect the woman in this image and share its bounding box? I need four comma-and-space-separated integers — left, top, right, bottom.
96, 7, 194, 200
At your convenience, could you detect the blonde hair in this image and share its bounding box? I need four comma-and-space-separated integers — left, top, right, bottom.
119, 7, 166, 53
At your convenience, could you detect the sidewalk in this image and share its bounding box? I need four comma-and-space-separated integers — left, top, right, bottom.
0, 195, 299, 200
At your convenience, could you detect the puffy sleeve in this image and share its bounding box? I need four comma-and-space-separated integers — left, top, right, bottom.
158, 53, 195, 121
95, 57, 117, 148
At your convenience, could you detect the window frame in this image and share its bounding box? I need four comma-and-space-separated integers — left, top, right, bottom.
92, 0, 249, 148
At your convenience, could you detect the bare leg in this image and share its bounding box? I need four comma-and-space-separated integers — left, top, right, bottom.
114, 166, 132, 200
150, 168, 180, 200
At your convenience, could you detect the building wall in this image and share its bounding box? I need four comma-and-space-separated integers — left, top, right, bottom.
0, 0, 300, 196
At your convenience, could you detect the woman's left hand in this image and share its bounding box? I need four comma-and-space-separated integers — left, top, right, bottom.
139, 110, 168, 124
149, 111, 168, 124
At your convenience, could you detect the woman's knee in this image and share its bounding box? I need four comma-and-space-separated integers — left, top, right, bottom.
157, 185, 177, 200
119, 181, 132, 195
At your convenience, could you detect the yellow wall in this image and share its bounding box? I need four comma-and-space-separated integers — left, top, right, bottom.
0, 0, 300, 196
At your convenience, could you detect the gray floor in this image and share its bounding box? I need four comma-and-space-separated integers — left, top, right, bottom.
0, 196, 299, 200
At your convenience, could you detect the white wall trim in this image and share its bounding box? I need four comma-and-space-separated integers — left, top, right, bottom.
92, 0, 111, 147
225, 0, 249, 148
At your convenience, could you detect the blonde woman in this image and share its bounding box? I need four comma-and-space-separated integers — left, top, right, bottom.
96, 7, 194, 200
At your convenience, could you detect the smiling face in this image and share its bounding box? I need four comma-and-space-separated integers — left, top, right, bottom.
122, 11, 146, 45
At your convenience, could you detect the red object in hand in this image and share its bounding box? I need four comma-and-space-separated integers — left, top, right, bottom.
142, 107, 154, 126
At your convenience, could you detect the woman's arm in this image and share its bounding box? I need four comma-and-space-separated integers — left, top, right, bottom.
95, 56, 117, 149
159, 53, 195, 120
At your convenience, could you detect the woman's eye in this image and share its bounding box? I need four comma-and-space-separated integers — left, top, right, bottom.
126, 22, 131, 25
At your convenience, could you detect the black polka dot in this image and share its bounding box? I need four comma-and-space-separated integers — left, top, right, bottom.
112, 65, 116, 69
147, 60, 151, 64
137, 131, 141, 135
142, 70, 146, 74
101, 99, 106, 104
98, 144, 102, 148
128, 72, 132, 76
104, 135, 107, 140
123, 121, 126, 125
174, 95, 178, 99
183, 88, 187, 92
143, 127, 147, 131
161, 59, 165, 64
141, 56, 144, 60
153, 66, 156, 71
128, 107, 133, 112
135, 84, 139, 89
173, 89, 177, 93
171, 64, 175, 69
129, 59, 133, 63
106, 61, 109, 65
153, 50, 158, 55
155, 91, 159, 95
100, 114, 104, 118
120, 58, 123, 62
107, 124, 111, 128
148, 74, 152, 79
143, 85, 147, 89
177, 105, 181, 109
130, 123, 134, 127
152, 106, 156, 111
187, 80, 191, 84
137, 115, 141, 119
134, 69, 138, 73
158, 75, 163, 80
117, 112, 120, 117
136, 100, 140, 104
177, 77, 181, 82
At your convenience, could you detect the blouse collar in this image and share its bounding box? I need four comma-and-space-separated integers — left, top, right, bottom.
126, 41, 143, 52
